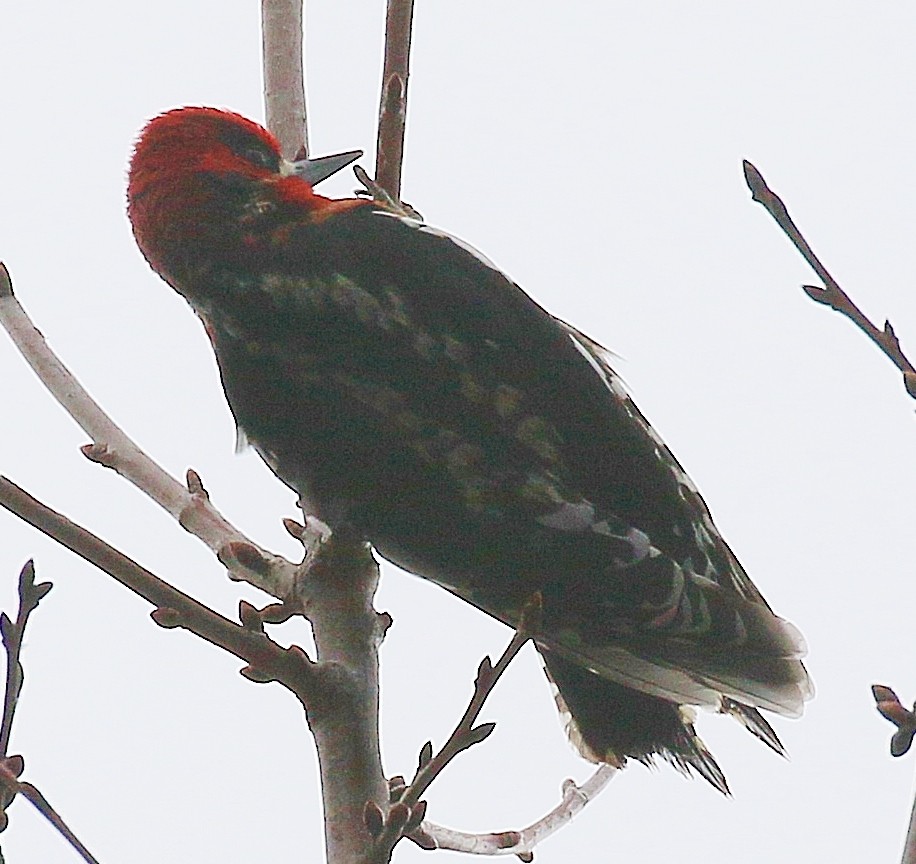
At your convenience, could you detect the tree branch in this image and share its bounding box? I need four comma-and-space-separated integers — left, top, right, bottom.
365, 596, 542, 863
743, 161, 916, 400
0, 561, 51, 759
410, 764, 618, 859
0, 562, 102, 862
0, 262, 298, 599
261, 0, 308, 159
0, 758, 101, 864
374, 0, 415, 200
0, 476, 310, 683
259, 9, 389, 861
301, 529, 389, 864
872, 685, 916, 864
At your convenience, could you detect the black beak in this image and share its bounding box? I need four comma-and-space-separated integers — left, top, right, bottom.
290, 150, 363, 186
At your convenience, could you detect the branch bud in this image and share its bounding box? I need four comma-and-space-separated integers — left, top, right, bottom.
185, 468, 208, 498
405, 799, 427, 832
387, 801, 410, 835
363, 800, 384, 838
417, 741, 433, 771
150, 607, 182, 628
903, 371, 916, 400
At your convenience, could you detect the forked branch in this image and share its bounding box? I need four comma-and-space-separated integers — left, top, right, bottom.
0, 562, 96, 862
364, 596, 543, 863
0, 262, 298, 599
743, 161, 916, 399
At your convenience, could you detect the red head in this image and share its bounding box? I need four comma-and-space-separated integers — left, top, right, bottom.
127, 107, 360, 283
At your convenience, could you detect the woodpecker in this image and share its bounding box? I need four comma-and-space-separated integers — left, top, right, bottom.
127, 107, 811, 793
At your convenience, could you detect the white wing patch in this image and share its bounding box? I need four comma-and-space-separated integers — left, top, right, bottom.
560, 322, 768, 601
372, 209, 503, 273
567, 330, 630, 402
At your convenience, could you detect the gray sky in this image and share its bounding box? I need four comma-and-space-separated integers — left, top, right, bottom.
2, 2, 916, 861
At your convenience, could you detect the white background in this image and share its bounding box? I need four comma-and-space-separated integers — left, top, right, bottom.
2, 2, 916, 861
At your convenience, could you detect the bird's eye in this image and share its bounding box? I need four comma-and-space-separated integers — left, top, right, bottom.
242, 146, 278, 172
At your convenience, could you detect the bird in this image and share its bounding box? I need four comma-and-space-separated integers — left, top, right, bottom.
127, 106, 811, 794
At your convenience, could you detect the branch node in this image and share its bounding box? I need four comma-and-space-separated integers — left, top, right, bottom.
903, 371, 916, 400
387, 801, 410, 835
0, 262, 13, 298
285, 644, 313, 664
742, 159, 767, 202
405, 800, 427, 833
872, 684, 916, 756
375, 611, 394, 646
80, 442, 116, 468
496, 830, 522, 849
388, 775, 407, 803
455, 722, 497, 754
417, 741, 433, 773
259, 602, 298, 625
185, 468, 209, 499
364, 799, 385, 838
283, 517, 307, 540
219, 541, 273, 579
406, 825, 437, 850
150, 607, 182, 629
239, 664, 276, 684
476, 655, 494, 685
239, 600, 265, 633
801, 284, 832, 306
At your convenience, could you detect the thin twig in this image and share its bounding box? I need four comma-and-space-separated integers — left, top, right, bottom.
904, 792, 916, 864
374, 0, 415, 200
872, 685, 916, 864
0, 760, 101, 864
0, 561, 52, 758
365, 595, 542, 863
0, 478, 387, 863
743, 161, 916, 399
410, 764, 618, 858
0, 476, 319, 694
261, 0, 308, 159
0, 262, 298, 598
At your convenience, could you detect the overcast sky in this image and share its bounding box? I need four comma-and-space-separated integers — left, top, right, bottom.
2, 3, 916, 862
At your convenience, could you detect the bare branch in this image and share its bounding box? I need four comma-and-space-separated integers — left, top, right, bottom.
0, 476, 319, 690
872, 685, 916, 864
904, 791, 916, 864
261, 0, 308, 159
375, 0, 415, 200
0, 759, 101, 864
410, 764, 618, 857
366, 595, 542, 863
0, 482, 386, 860
743, 162, 916, 399
0, 263, 298, 598
262, 8, 392, 861
0, 560, 52, 758
299, 528, 389, 864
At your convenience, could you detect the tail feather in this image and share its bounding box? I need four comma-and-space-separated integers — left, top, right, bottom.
541, 647, 731, 794
720, 698, 786, 756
